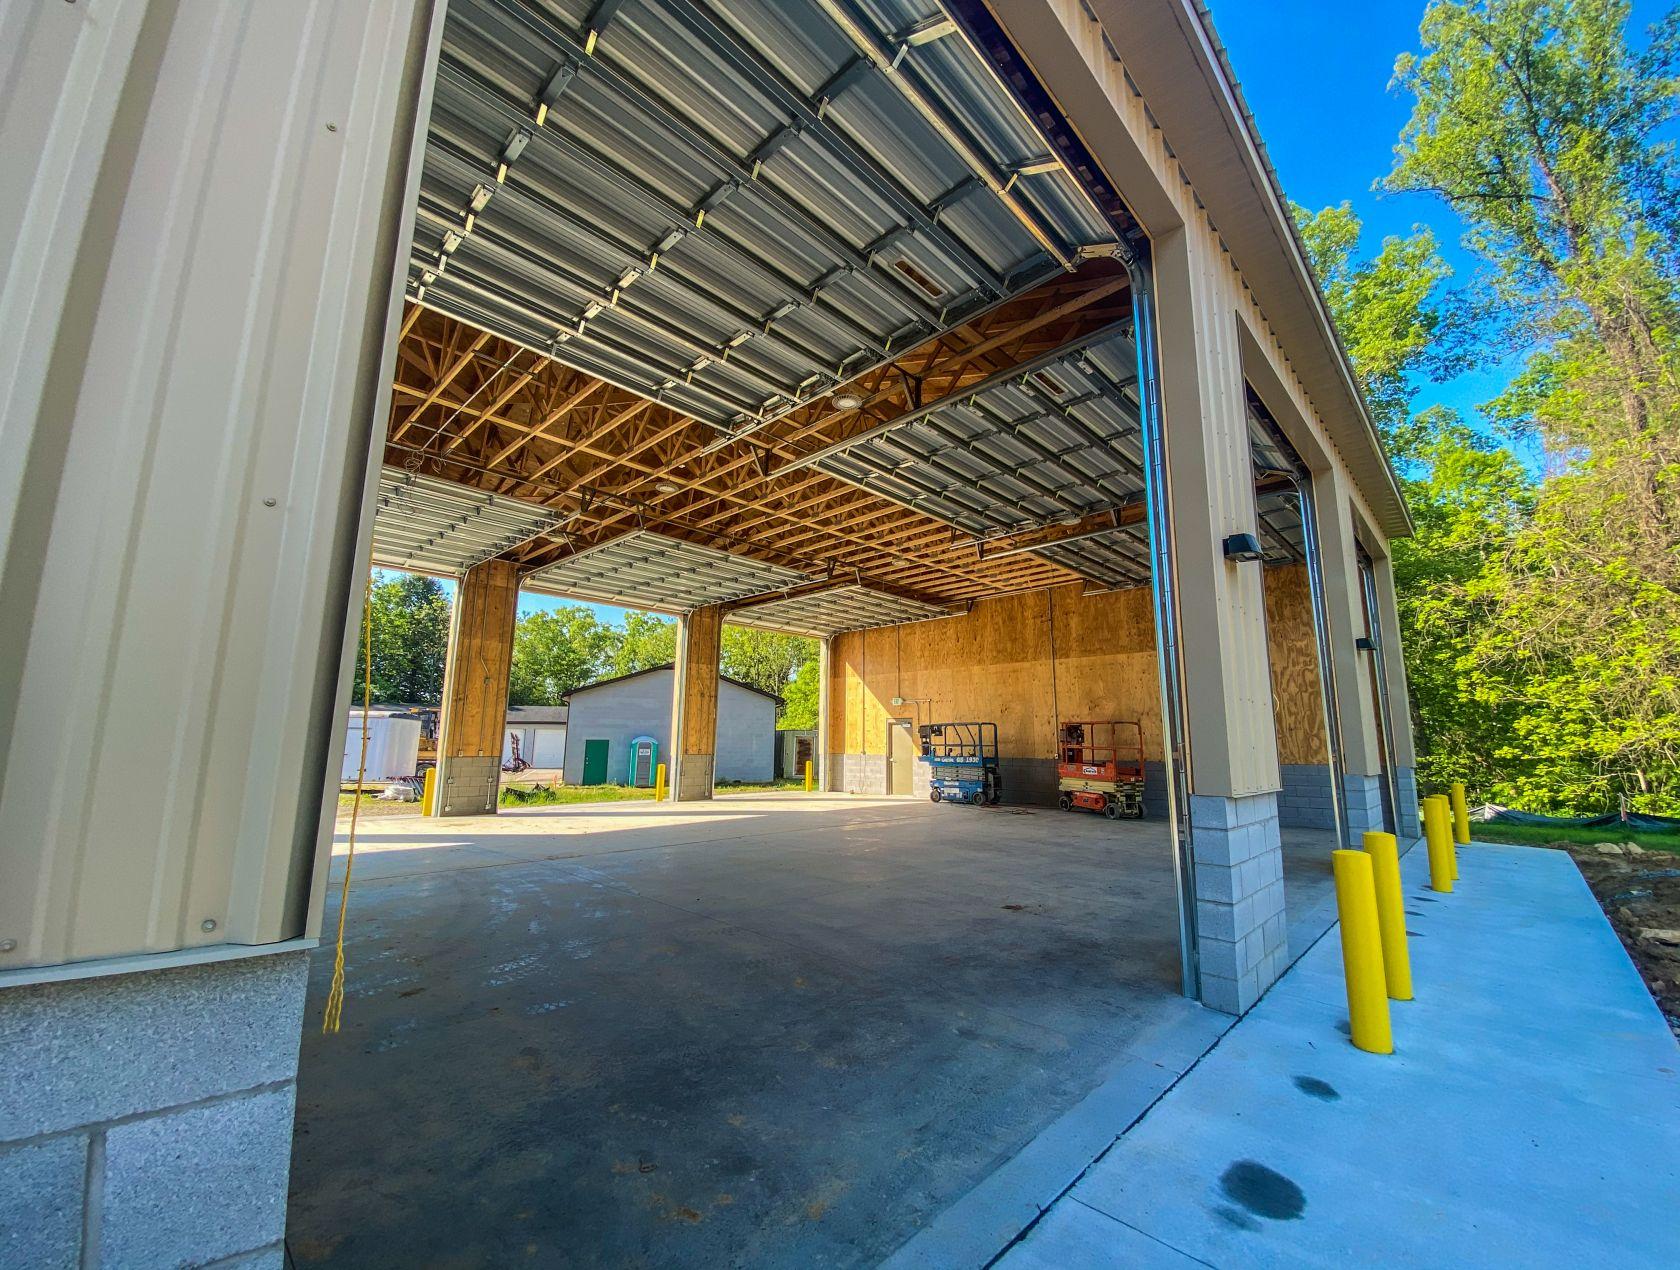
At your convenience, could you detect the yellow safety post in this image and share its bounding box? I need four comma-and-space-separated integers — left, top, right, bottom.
1423, 796, 1454, 893
1361, 831, 1413, 1001
1332, 849, 1394, 1054
654, 761, 666, 802
1450, 781, 1471, 847
420, 766, 437, 817
804, 759, 814, 792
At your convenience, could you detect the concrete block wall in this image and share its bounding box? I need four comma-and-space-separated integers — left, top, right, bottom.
998, 757, 1057, 807
1277, 763, 1337, 829
1343, 771, 1386, 838
838, 753, 887, 794
840, 753, 1172, 818
677, 753, 715, 800
0, 953, 309, 1268
1190, 792, 1287, 1015
439, 754, 499, 816
1395, 766, 1421, 838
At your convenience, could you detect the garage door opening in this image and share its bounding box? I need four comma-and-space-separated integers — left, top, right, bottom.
288, 0, 1363, 1263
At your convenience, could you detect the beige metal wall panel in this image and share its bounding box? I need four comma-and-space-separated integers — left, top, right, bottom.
994, 0, 1416, 796
0, 0, 433, 978
1152, 224, 1281, 797
1369, 554, 1418, 767
1311, 470, 1384, 777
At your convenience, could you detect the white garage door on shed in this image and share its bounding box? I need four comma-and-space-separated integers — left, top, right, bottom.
532, 727, 567, 768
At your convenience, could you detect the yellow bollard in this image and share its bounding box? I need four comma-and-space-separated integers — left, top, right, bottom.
804, 759, 814, 792
654, 761, 667, 802
1423, 796, 1454, 893
1361, 831, 1413, 1001
420, 766, 437, 817
1450, 781, 1471, 847
1332, 849, 1394, 1054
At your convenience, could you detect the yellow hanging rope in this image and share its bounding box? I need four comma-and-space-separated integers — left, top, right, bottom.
323, 574, 374, 1034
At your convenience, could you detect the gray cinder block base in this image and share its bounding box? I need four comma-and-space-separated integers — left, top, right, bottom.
1189, 792, 1286, 1015
834, 754, 1171, 816
1343, 771, 1386, 839
1395, 766, 1420, 838
1277, 763, 1337, 830
0, 952, 308, 1269
838, 752, 888, 795
676, 753, 715, 801
439, 753, 500, 816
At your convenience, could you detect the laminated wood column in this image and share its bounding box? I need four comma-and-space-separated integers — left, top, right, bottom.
670, 604, 723, 801
435, 558, 519, 816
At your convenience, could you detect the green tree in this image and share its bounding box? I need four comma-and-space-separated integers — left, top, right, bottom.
1292, 203, 1525, 795
1293, 201, 1459, 442
508, 606, 614, 706
779, 658, 820, 730
1383, 0, 1680, 811
720, 626, 815, 713
610, 610, 677, 674
358, 571, 450, 705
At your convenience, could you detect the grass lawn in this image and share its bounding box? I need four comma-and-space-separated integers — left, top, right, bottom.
336, 791, 425, 820
500, 783, 655, 807
1472, 821, 1680, 856
337, 778, 814, 817
499, 777, 808, 808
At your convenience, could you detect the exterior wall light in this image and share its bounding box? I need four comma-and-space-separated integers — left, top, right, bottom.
1222, 532, 1264, 563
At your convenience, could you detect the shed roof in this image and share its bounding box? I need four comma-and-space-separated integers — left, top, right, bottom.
566, 662, 783, 705
505, 704, 570, 724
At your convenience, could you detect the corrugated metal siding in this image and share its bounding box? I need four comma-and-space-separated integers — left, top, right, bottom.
0, 0, 433, 977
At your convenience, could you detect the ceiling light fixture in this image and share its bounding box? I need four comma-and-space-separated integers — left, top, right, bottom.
832, 392, 863, 410
655, 480, 681, 494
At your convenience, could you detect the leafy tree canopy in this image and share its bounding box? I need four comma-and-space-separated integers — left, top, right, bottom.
358, 572, 450, 706
1364, 0, 1680, 812
509, 607, 616, 706
611, 611, 678, 676
720, 626, 816, 710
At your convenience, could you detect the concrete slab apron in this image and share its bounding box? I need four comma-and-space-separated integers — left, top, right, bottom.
1000, 842, 1680, 1269
287, 797, 1224, 1268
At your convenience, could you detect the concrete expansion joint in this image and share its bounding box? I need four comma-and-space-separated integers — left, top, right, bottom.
198, 1239, 286, 1268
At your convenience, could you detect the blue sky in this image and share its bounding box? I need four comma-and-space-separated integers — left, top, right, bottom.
1209, 0, 1668, 424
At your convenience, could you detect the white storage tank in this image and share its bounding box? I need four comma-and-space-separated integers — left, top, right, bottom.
342, 714, 422, 782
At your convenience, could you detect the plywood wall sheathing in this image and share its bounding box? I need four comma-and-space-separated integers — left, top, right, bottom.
827, 575, 1327, 772
1262, 564, 1328, 765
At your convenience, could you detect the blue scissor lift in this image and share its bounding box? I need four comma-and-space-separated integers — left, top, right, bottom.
918, 721, 1001, 807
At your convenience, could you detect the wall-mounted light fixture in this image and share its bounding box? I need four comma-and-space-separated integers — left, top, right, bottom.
1221, 532, 1264, 563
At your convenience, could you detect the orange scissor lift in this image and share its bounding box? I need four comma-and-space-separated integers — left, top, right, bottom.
1056, 720, 1146, 819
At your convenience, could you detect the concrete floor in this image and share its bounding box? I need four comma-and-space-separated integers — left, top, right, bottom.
998, 841, 1680, 1268
287, 795, 1338, 1267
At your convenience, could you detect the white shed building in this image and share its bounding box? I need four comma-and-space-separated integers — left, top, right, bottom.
502, 704, 569, 771
562, 665, 779, 787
